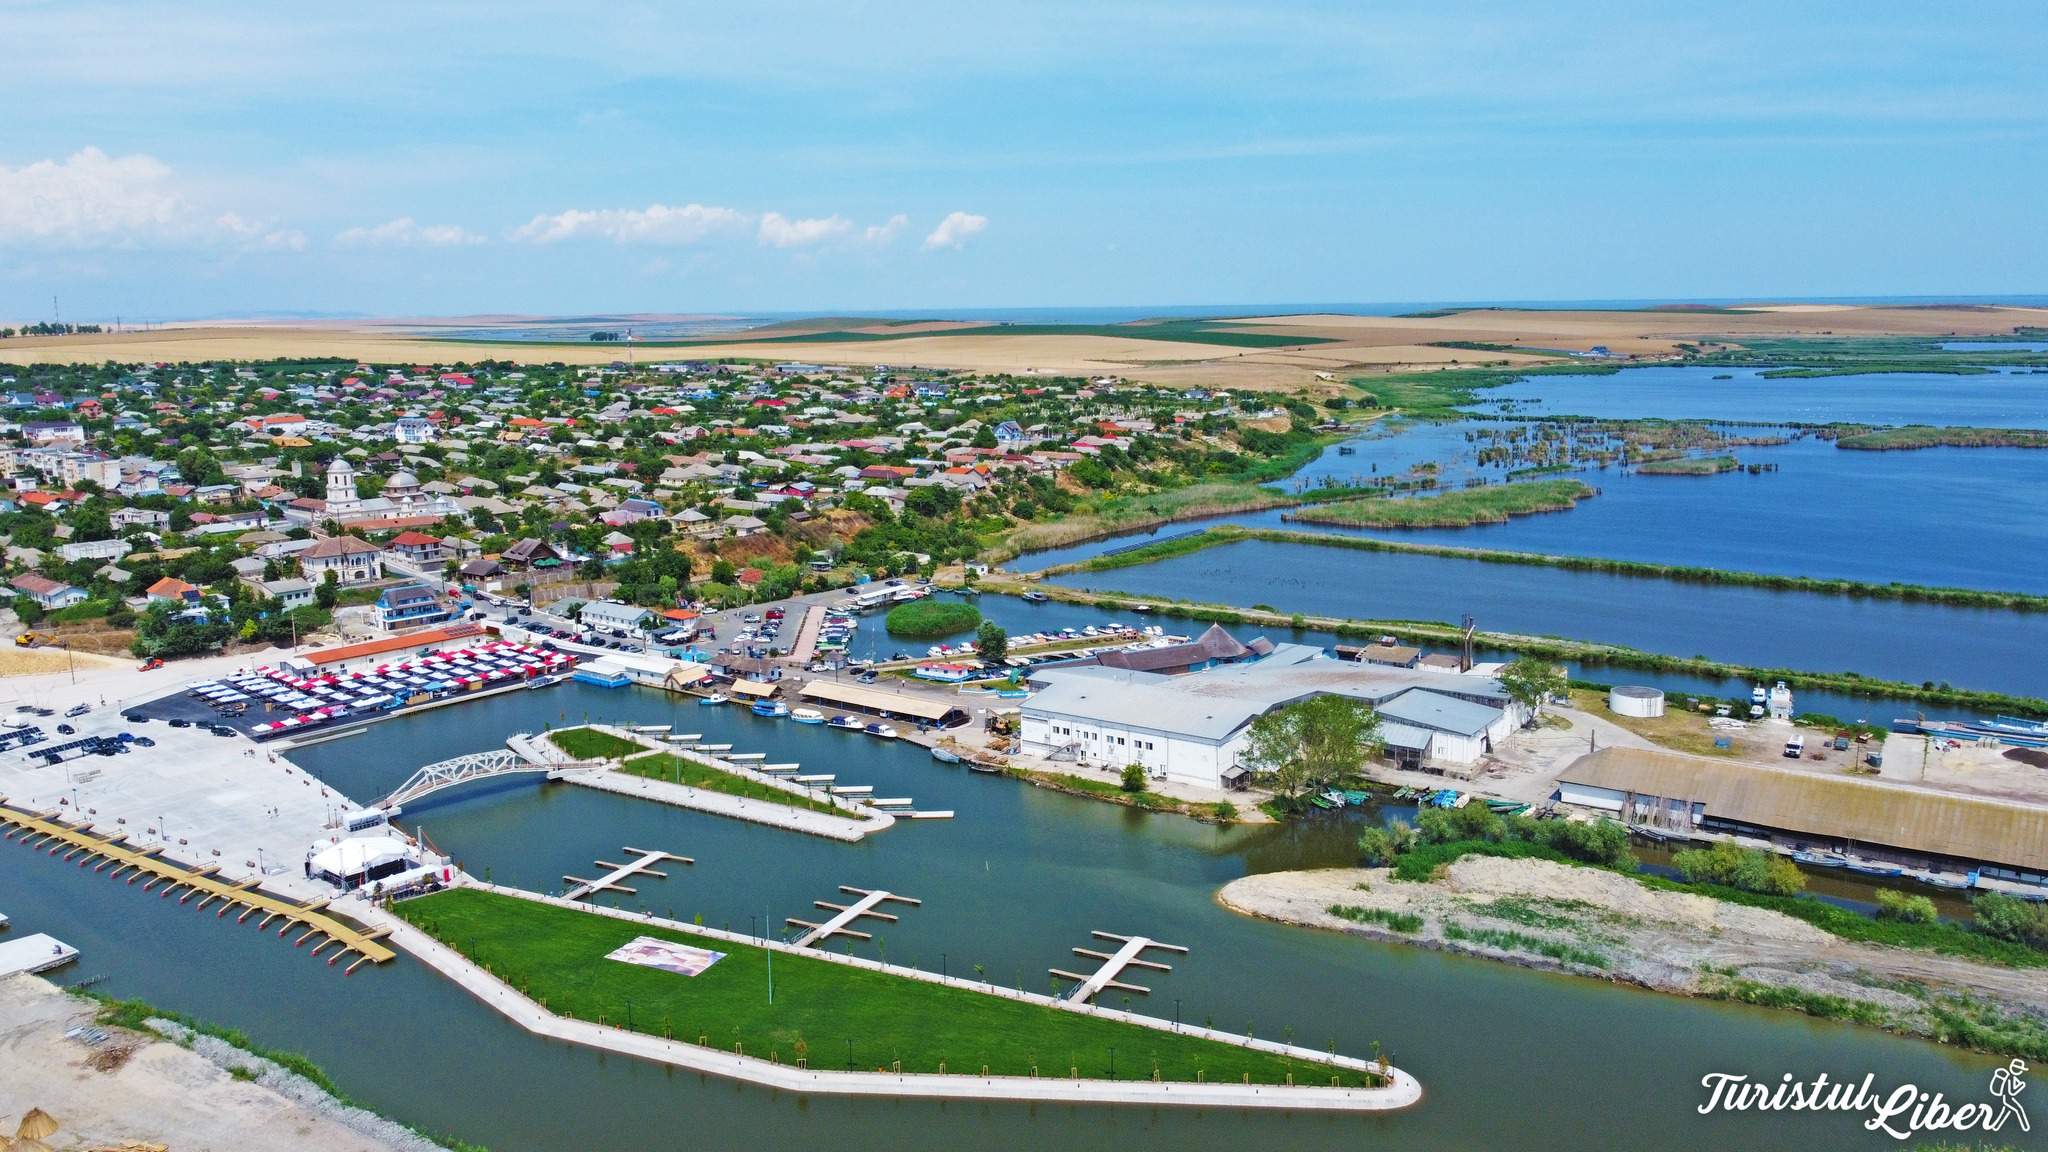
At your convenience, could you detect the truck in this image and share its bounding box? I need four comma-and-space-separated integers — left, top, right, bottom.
1783, 734, 1806, 759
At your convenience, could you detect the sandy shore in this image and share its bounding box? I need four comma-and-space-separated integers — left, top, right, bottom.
1219, 858, 2048, 1050
0, 975, 446, 1152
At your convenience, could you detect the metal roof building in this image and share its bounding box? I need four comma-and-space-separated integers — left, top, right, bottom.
1558, 747, 2048, 882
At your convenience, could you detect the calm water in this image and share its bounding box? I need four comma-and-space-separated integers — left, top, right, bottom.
1942, 341, 2048, 353
3, 680, 2007, 1152
1468, 365, 2048, 427
1044, 539, 2048, 698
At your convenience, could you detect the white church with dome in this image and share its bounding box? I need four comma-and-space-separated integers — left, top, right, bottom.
287, 456, 465, 529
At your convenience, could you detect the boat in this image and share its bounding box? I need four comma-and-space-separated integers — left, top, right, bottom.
1341, 790, 1373, 805
1023, 591, 1049, 603
1484, 798, 1524, 812
1129, 603, 1154, 614
827, 715, 862, 729
1309, 793, 1339, 810
1392, 786, 1415, 800
930, 746, 962, 764
1923, 869, 1979, 891
1792, 850, 1848, 868
698, 693, 729, 706
751, 700, 789, 719
1845, 860, 1904, 878
790, 708, 824, 724
967, 760, 1004, 774
1320, 789, 1348, 808
1630, 825, 1678, 842
864, 723, 899, 739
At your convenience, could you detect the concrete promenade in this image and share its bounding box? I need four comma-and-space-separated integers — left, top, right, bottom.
358, 881, 1422, 1112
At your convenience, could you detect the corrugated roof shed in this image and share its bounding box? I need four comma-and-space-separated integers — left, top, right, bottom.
1561, 747, 2048, 873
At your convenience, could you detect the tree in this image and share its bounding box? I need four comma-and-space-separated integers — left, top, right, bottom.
974, 620, 1008, 665
1241, 694, 1382, 803
1497, 655, 1567, 724
1120, 764, 1146, 792
315, 570, 339, 609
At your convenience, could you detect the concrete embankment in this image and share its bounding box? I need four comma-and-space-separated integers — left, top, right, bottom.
357, 883, 1423, 1112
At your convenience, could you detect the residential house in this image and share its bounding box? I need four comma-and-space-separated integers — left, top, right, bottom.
299, 535, 384, 585
10, 572, 87, 610
374, 583, 455, 632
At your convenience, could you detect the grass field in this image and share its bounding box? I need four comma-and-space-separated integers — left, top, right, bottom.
1834, 426, 2048, 451
619, 752, 851, 818
546, 726, 644, 760
1283, 479, 1595, 527
395, 887, 1375, 1083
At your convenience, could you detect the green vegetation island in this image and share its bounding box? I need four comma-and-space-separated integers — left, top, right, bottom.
1833, 425, 2048, 451
884, 599, 982, 636
1281, 478, 1596, 529
1634, 454, 1739, 476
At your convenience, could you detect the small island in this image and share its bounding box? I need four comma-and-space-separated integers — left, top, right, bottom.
1282, 478, 1596, 529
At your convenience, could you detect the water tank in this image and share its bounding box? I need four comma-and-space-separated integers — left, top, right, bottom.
1609, 685, 1665, 718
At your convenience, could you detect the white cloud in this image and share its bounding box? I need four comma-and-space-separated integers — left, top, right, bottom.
758, 212, 852, 248
0, 147, 185, 247
509, 202, 748, 245
335, 216, 485, 247
923, 210, 988, 250
863, 213, 909, 245
0, 148, 301, 251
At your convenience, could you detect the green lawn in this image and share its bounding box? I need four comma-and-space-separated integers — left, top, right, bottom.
620, 752, 853, 818
396, 887, 1378, 1084
546, 726, 645, 760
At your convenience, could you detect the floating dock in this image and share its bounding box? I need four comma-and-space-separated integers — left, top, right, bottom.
1052, 932, 1188, 1002
0, 801, 395, 973
0, 933, 77, 977
564, 846, 692, 901
787, 885, 920, 948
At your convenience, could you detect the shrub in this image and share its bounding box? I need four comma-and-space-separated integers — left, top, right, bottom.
1974, 893, 2048, 950
1672, 842, 1806, 896
1876, 890, 1938, 924
1119, 764, 1146, 793
1356, 820, 1417, 866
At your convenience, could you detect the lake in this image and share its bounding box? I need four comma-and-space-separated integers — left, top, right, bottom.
2, 679, 2008, 1152
1043, 538, 2048, 698
1467, 365, 2048, 426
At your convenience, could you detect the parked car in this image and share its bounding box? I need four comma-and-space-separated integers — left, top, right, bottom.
168, 718, 192, 728
56, 723, 74, 735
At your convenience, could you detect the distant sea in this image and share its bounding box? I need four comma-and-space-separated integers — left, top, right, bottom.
415, 295, 2048, 343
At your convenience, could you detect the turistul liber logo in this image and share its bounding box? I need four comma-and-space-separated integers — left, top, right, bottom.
1698, 1059, 2029, 1140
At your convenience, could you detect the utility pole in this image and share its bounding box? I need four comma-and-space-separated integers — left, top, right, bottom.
765, 902, 774, 1004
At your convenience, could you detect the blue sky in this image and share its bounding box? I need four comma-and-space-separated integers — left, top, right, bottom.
1, 1, 2043, 321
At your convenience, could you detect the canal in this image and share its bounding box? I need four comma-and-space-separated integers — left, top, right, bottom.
2, 678, 2008, 1152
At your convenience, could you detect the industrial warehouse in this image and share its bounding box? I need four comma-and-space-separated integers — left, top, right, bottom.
1557, 747, 2048, 887
1019, 636, 1525, 789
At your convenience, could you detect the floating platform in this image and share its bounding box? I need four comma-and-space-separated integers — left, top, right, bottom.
0, 932, 77, 977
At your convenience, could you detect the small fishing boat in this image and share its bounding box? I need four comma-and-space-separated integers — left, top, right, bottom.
827, 714, 863, 729
1341, 790, 1373, 805
930, 746, 962, 764
1392, 786, 1415, 800
1922, 869, 1978, 891
1309, 792, 1339, 810
698, 693, 729, 706
1129, 603, 1154, 614
790, 708, 824, 724
967, 760, 1004, 774
1845, 860, 1904, 878
751, 700, 789, 719
1792, 850, 1848, 868
1023, 591, 1049, 603
1630, 825, 1677, 843
864, 723, 899, 739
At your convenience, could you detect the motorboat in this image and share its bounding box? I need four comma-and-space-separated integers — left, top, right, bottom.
699, 693, 729, 706
790, 708, 824, 724
827, 714, 863, 729
1023, 591, 1049, 603
751, 700, 789, 719
930, 746, 961, 764
864, 723, 898, 739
